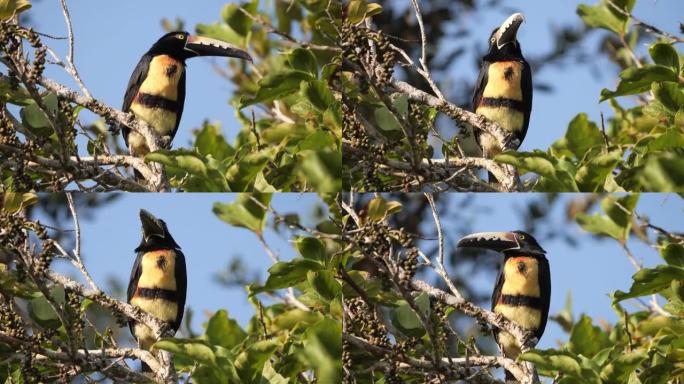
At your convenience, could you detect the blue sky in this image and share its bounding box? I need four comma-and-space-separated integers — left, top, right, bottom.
35, 193, 683, 353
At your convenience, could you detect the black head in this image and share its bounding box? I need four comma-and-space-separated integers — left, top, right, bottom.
135, 209, 180, 252
147, 31, 253, 62
457, 230, 545, 256
484, 13, 525, 60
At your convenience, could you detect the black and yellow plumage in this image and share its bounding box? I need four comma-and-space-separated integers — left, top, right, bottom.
120, 31, 252, 161
472, 13, 532, 183
458, 231, 550, 380
127, 209, 187, 371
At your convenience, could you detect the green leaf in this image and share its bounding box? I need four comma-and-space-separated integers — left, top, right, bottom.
300, 80, 335, 111
206, 310, 247, 350
146, 150, 207, 176
195, 23, 242, 47
2, 191, 37, 214
576, 195, 638, 242
225, 148, 276, 191
300, 317, 342, 384
614, 265, 684, 303
253, 258, 323, 293
575, 150, 622, 191
222, 3, 255, 37
240, 69, 313, 108
374, 105, 401, 131
495, 151, 579, 191
155, 338, 216, 365
365, 3, 383, 19
662, 244, 684, 267
347, 0, 368, 25
296, 237, 326, 262
644, 129, 684, 152
637, 152, 684, 191
28, 284, 64, 328
298, 149, 341, 192
307, 270, 341, 301
391, 293, 430, 338
577, 0, 634, 35
234, 339, 279, 383
0, 0, 31, 21
564, 113, 604, 159
271, 309, 322, 331
213, 193, 271, 234
652, 82, 684, 112
649, 43, 680, 72
20, 92, 58, 136
289, 48, 318, 75
600, 65, 678, 102
194, 123, 233, 160
600, 349, 648, 383
519, 349, 583, 377
568, 315, 610, 356
366, 196, 388, 222
261, 361, 289, 384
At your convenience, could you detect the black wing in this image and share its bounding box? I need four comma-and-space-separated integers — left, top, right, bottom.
121, 54, 152, 147
490, 259, 505, 342
471, 61, 490, 146
535, 256, 551, 341
518, 59, 533, 144
126, 253, 143, 336
472, 61, 490, 114
172, 249, 187, 333
169, 68, 186, 145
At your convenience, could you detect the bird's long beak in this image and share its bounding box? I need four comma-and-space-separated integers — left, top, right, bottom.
495, 13, 524, 49
184, 35, 253, 62
457, 231, 520, 252
139, 209, 165, 241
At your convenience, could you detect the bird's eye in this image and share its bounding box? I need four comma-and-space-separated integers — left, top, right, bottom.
518, 234, 525, 240
176, 34, 185, 40
490, 37, 495, 43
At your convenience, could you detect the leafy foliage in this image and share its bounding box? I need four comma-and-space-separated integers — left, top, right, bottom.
342, 0, 683, 192
521, 194, 684, 383
0, 192, 342, 383
0, 0, 341, 192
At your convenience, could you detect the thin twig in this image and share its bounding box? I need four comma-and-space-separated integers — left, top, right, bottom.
59, 0, 91, 98
66, 193, 99, 291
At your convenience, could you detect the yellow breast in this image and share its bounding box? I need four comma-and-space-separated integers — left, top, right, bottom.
137, 249, 178, 290
138, 55, 183, 100
482, 61, 524, 101
500, 256, 541, 297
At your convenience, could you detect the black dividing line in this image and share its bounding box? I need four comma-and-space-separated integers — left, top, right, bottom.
480, 97, 526, 112
134, 93, 178, 111
135, 287, 178, 302
500, 294, 543, 309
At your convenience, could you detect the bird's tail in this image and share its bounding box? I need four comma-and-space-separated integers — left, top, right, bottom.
134, 169, 145, 183
488, 171, 499, 184
504, 369, 516, 383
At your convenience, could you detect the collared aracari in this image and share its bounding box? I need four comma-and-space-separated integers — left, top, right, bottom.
472, 13, 532, 183
457, 231, 550, 380
127, 209, 186, 371
120, 31, 252, 162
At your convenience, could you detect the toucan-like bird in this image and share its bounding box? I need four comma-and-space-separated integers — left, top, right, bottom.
472, 13, 532, 183
127, 209, 186, 371
120, 31, 252, 161
457, 231, 550, 381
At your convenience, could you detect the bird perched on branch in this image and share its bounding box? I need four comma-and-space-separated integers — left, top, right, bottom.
119, 31, 252, 175
127, 209, 186, 371
457, 230, 549, 381
472, 13, 532, 183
